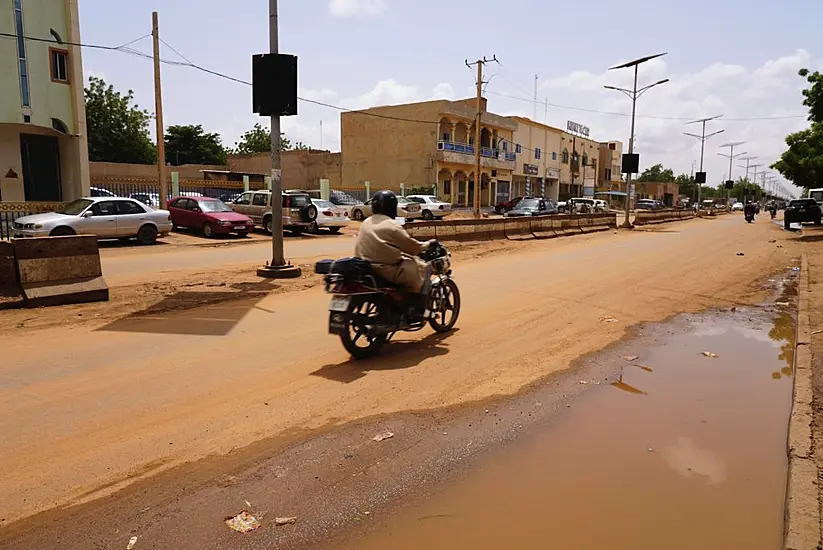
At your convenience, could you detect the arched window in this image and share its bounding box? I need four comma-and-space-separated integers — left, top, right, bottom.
52, 118, 68, 133
50, 29, 63, 43
582, 153, 588, 167
561, 149, 569, 163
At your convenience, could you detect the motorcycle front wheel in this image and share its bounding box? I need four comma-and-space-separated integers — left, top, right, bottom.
340, 296, 387, 359
429, 279, 461, 333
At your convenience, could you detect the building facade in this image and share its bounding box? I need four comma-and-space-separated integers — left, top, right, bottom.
508, 117, 563, 202
341, 98, 516, 207
0, 0, 89, 202
597, 141, 623, 190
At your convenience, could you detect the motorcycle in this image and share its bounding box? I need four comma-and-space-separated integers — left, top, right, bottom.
770, 208, 777, 220
315, 243, 460, 359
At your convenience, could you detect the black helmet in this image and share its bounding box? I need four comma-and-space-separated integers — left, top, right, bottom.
371, 190, 398, 219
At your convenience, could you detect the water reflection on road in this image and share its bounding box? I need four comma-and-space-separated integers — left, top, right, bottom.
346, 306, 795, 550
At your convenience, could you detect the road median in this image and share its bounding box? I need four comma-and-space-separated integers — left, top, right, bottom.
407, 213, 616, 242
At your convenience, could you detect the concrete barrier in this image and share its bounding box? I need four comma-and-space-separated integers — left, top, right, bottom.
406, 213, 617, 243
504, 218, 534, 240
13, 236, 109, 307
634, 209, 696, 225
530, 216, 556, 239
0, 241, 23, 309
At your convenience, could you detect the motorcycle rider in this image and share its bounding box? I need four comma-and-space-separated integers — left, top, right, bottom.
744, 200, 756, 221
769, 200, 778, 219
355, 190, 434, 319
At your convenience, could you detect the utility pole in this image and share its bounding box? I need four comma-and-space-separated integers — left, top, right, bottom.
605, 53, 669, 229
533, 74, 538, 121
319, 120, 323, 150
258, 0, 300, 278
684, 115, 723, 208
466, 55, 498, 217
152, 12, 167, 209
718, 142, 746, 203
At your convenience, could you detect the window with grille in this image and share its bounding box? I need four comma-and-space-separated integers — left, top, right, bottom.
50, 48, 69, 83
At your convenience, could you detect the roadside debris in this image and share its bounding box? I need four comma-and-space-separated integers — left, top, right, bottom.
736, 252, 745, 256
702, 351, 719, 359
226, 511, 262, 533
623, 355, 639, 362
126, 536, 138, 550
579, 380, 588, 385
792, 267, 801, 272
768, 239, 777, 243
812, 329, 823, 335
372, 431, 395, 442
600, 316, 619, 323
275, 517, 297, 526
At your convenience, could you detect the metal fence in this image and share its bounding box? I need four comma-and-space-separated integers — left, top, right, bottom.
0, 202, 67, 241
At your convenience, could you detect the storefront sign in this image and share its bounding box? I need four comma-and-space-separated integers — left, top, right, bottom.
523, 164, 539, 176
566, 120, 590, 138
546, 167, 560, 179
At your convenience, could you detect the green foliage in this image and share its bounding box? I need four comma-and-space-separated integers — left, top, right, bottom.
231, 123, 306, 154
772, 69, 823, 189
165, 125, 227, 166
85, 77, 156, 164
636, 163, 676, 182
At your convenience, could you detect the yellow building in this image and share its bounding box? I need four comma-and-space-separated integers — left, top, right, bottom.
597, 141, 624, 190
509, 117, 610, 201
0, 0, 89, 202
341, 97, 516, 207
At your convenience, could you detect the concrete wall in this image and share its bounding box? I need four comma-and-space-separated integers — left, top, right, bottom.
636, 181, 679, 205
90, 161, 224, 181
341, 101, 442, 190
228, 150, 342, 190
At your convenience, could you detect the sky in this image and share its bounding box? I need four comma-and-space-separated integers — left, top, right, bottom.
78, 0, 823, 198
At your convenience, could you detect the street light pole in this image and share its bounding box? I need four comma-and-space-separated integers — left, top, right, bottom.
604, 52, 668, 229
259, 0, 300, 278
684, 115, 723, 209
717, 141, 746, 203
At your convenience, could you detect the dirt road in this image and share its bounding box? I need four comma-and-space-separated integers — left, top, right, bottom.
0, 214, 794, 533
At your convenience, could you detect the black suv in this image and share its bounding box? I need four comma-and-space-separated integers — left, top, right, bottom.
784, 198, 822, 229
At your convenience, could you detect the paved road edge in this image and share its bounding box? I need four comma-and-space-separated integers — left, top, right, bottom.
784, 253, 821, 550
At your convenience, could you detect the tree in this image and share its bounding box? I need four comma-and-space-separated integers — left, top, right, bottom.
636, 163, 676, 182
232, 123, 295, 154
772, 69, 823, 189
165, 124, 227, 166
85, 77, 156, 164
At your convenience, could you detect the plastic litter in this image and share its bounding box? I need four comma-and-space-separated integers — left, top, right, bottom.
702, 351, 719, 358
226, 511, 261, 533
126, 536, 138, 550
600, 317, 619, 323
623, 355, 639, 362
372, 431, 394, 442
275, 517, 297, 526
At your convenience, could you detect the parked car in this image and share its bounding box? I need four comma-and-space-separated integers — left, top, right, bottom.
231, 190, 317, 234
504, 197, 558, 217
12, 197, 171, 245
784, 198, 822, 230
310, 199, 349, 234
495, 196, 530, 214
130, 192, 161, 208
406, 195, 453, 220
566, 198, 604, 214
557, 200, 567, 213
349, 195, 422, 221
731, 202, 745, 212
288, 189, 363, 217
593, 199, 608, 212
90, 186, 118, 198
168, 196, 254, 238
635, 199, 664, 210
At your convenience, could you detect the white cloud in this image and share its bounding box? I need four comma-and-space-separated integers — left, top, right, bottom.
328, 0, 386, 18
340, 79, 420, 110
430, 83, 456, 100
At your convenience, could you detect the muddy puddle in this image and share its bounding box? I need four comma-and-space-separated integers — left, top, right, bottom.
343, 304, 796, 550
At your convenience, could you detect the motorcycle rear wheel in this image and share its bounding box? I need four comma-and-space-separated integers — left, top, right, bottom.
340, 296, 387, 359
429, 279, 461, 333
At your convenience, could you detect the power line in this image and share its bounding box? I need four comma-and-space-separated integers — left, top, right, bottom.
486, 89, 806, 122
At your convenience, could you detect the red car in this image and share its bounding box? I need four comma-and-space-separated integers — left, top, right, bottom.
494, 196, 533, 214
168, 196, 254, 238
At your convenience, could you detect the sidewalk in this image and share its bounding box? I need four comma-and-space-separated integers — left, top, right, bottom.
788, 227, 823, 549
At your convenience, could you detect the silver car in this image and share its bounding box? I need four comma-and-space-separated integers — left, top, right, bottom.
349, 196, 422, 221
13, 197, 172, 245
231, 190, 318, 234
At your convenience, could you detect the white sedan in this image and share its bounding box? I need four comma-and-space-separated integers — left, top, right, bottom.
310, 199, 349, 234
12, 197, 172, 245
406, 195, 453, 220
731, 202, 744, 211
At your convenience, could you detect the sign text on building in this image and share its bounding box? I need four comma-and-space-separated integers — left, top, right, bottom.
523, 164, 539, 176
566, 120, 590, 138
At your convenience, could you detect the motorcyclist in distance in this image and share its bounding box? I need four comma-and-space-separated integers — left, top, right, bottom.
354, 190, 435, 320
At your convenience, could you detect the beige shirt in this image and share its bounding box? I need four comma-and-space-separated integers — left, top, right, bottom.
355, 214, 425, 266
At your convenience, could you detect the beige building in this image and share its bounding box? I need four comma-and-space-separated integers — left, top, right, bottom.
0, 0, 89, 202
597, 141, 624, 191
228, 150, 342, 190
341, 97, 516, 207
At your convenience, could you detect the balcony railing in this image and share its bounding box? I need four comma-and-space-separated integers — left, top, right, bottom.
438, 141, 516, 162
